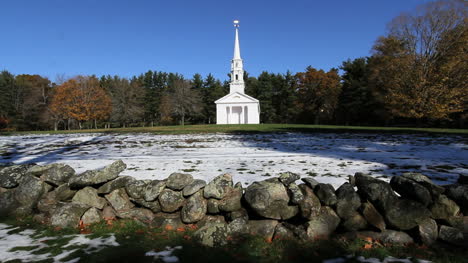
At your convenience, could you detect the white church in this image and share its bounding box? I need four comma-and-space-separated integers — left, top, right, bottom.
215, 20, 260, 124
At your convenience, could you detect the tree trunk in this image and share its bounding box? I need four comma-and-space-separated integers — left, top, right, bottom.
78, 121, 82, 130
54, 120, 58, 131
94, 119, 97, 129
182, 114, 185, 126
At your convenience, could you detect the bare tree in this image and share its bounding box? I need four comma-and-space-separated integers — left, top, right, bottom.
170, 79, 202, 126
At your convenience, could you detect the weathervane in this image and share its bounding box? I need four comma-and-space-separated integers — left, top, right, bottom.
233, 20, 239, 28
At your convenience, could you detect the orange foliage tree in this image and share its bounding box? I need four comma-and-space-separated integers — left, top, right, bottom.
50, 76, 112, 129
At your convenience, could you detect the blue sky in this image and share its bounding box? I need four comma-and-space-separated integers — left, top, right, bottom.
0, 0, 432, 82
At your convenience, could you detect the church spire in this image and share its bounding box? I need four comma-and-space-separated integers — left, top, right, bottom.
233, 21, 241, 60
230, 20, 245, 94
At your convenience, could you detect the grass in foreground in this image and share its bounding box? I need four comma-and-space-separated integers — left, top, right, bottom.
1, 124, 467, 136
1, 217, 466, 263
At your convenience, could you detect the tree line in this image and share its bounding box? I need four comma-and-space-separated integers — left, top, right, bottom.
0, 0, 466, 130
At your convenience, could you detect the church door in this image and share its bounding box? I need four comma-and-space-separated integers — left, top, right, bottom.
231, 106, 242, 124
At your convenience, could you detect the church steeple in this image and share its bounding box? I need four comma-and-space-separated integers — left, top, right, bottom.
230, 20, 245, 94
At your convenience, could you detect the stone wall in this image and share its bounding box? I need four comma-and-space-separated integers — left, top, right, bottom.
0, 161, 467, 247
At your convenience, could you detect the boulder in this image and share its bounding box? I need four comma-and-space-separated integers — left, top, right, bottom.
445, 184, 468, 215
361, 201, 386, 231
117, 208, 154, 223
279, 172, 300, 186
301, 178, 319, 189
244, 178, 298, 220
105, 188, 134, 212
227, 208, 249, 222
335, 183, 361, 219
52, 184, 76, 201
182, 179, 206, 197
125, 180, 147, 200
218, 187, 242, 212
72, 187, 107, 209
297, 184, 321, 220
152, 212, 185, 230
203, 174, 233, 199
33, 164, 75, 186
228, 218, 249, 236
0, 190, 16, 216
102, 206, 117, 220
315, 183, 337, 206
385, 199, 431, 230
306, 206, 340, 240
193, 223, 230, 247
196, 215, 226, 229
342, 212, 368, 232
13, 175, 46, 215
97, 176, 135, 194
446, 216, 468, 233
158, 189, 185, 213
0, 165, 30, 188
166, 173, 194, 191
287, 183, 304, 205
143, 180, 166, 201
379, 230, 414, 244
68, 160, 126, 188
273, 223, 296, 240
207, 198, 220, 214
181, 191, 207, 223
37, 192, 59, 213
132, 199, 161, 213
430, 195, 460, 220
50, 202, 90, 228
418, 218, 438, 246
355, 173, 398, 211
248, 220, 279, 240
390, 175, 432, 206
81, 207, 102, 225
458, 175, 468, 185
401, 173, 445, 197
439, 225, 465, 246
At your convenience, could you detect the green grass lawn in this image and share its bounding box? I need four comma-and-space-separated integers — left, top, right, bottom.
1, 124, 467, 136
1, 217, 466, 263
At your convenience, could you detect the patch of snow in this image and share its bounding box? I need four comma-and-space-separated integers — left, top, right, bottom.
145, 246, 182, 262
1, 133, 466, 188
324, 255, 432, 263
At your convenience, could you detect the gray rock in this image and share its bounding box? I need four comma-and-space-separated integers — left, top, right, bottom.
385, 199, 431, 230
117, 208, 154, 223
248, 220, 278, 240
0, 165, 30, 188
203, 174, 233, 199
81, 207, 102, 225
158, 189, 185, 213
279, 172, 300, 186
218, 187, 242, 212
181, 191, 207, 223
244, 178, 298, 220
52, 184, 77, 201
379, 230, 414, 244
132, 199, 162, 213
228, 218, 249, 236
273, 223, 295, 240
0, 190, 16, 216
301, 178, 319, 189
306, 206, 340, 239
37, 192, 59, 213
105, 188, 134, 212
182, 179, 206, 197
13, 175, 46, 216
196, 215, 226, 229
342, 212, 368, 232
355, 172, 398, 211
348, 175, 356, 187
143, 180, 166, 201
193, 223, 230, 247
446, 216, 468, 233
207, 198, 220, 214
287, 183, 304, 205
298, 184, 321, 219
102, 206, 117, 220
125, 180, 147, 199
50, 202, 90, 228
33, 164, 75, 186
430, 195, 460, 220
152, 212, 185, 230
166, 173, 194, 191
69, 160, 126, 188
439, 225, 465, 246
97, 176, 135, 194
72, 187, 107, 209
315, 183, 337, 206
390, 176, 433, 206
401, 172, 445, 197
418, 218, 438, 246
228, 208, 249, 222
335, 183, 361, 219
361, 201, 386, 231
445, 184, 468, 215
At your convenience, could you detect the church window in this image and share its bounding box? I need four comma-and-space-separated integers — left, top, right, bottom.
236, 74, 238, 80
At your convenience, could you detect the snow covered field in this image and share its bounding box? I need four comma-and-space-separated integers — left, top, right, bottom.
0, 132, 466, 188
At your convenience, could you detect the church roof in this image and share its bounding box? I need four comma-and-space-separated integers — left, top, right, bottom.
215, 92, 259, 104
